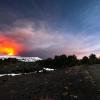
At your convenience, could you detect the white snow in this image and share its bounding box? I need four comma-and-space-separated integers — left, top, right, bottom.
0, 55, 42, 62
43, 68, 55, 71
0, 73, 21, 77
0, 68, 55, 77
39, 70, 44, 72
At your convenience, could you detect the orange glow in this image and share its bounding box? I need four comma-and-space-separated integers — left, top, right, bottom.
0, 35, 23, 56
0, 47, 15, 56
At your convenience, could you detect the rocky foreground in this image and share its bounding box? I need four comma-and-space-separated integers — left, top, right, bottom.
0, 66, 99, 100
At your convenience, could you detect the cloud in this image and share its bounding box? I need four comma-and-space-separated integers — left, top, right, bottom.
0, 20, 100, 58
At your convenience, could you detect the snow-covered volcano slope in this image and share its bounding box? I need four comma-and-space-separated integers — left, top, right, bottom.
0, 56, 42, 62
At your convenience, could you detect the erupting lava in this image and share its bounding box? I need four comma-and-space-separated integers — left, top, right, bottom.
0, 47, 15, 56
0, 35, 23, 56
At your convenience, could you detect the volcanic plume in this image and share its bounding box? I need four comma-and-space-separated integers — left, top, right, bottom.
0, 35, 23, 56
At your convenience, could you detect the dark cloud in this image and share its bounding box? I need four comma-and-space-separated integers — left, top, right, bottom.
0, 0, 100, 58
0, 20, 97, 58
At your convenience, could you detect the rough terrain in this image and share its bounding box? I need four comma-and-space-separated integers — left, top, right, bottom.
0, 66, 99, 100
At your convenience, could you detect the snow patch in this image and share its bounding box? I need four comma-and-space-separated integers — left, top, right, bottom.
0, 56, 42, 62
0, 73, 21, 77
43, 68, 55, 71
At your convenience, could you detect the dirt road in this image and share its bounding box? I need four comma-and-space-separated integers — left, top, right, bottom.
87, 64, 100, 89
0, 67, 98, 100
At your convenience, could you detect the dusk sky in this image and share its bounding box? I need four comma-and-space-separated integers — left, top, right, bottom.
0, 0, 100, 58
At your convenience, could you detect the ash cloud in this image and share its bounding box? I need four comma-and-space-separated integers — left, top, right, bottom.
0, 0, 100, 58
0, 20, 97, 58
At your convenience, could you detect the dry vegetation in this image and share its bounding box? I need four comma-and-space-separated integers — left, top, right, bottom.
0, 66, 99, 100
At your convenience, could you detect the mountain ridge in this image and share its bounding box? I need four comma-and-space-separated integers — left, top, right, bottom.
0, 55, 42, 62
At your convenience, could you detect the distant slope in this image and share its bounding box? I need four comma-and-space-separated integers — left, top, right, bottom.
0, 55, 42, 62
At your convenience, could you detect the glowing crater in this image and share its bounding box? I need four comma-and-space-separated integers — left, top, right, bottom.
0, 47, 15, 56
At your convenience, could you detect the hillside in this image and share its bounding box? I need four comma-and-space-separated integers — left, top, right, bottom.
0, 66, 99, 100
0, 56, 42, 62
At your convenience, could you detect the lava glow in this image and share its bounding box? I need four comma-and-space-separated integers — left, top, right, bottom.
0, 47, 15, 56
0, 35, 23, 56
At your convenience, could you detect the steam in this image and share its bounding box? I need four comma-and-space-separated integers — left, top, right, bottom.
0, 20, 99, 58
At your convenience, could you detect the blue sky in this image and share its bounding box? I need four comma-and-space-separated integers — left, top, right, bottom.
0, 0, 100, 58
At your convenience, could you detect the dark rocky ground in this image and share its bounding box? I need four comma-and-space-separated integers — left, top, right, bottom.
0, 66, 99, 100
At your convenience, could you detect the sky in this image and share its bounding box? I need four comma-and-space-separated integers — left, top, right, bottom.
0, 0, 100, 58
